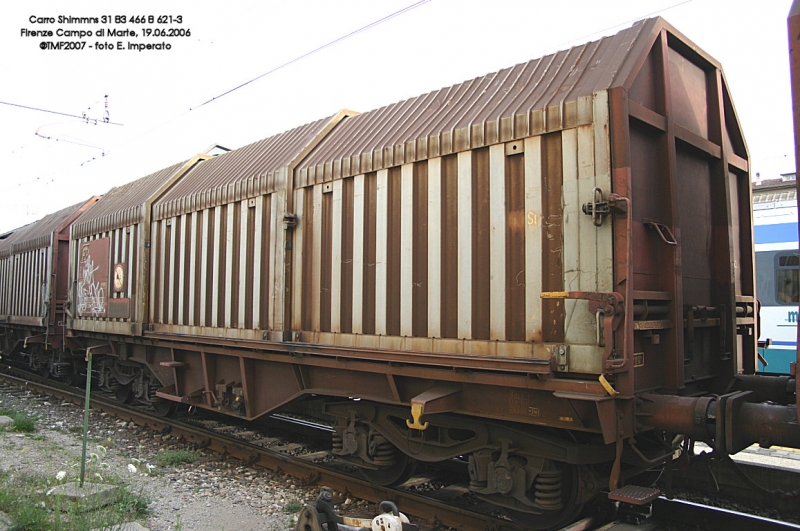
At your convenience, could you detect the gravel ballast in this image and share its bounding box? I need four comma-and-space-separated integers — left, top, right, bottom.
0, 385, 349, 531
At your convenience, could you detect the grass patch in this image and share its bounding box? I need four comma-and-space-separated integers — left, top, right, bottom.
284, 500, 303, 514
155, 449, 197, 467
0, 469, 150, 531
0, 408, 38, 433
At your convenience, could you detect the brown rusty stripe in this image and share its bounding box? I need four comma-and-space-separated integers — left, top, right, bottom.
302, 190, 314, 331
362, 173, 377, 335
386, 167, 402, 337
505, 151, 526, 341
412, 161, 429, 337
541, 132, 565, 343
320, 191, 333, 333
340, 178, 355, 334
472, 147, 490, 340
441, 154, 459, 339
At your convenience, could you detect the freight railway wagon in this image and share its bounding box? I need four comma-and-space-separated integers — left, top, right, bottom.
2, 17, 799, 530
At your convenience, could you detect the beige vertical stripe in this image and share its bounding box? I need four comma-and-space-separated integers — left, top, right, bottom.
457, 151, 472, 339
269, 191, 280, 330
352, 174, 365, 334
489, 144, 506, 341
224, 205, 235, 328
331, 179, 343, 333
525, 136, 543, 342
252, 196, 263, 329
211, 208, 222, 328
578, 124, 598, 294
177, 216, 187, 325
189, 214, 198, 326
238, 202, 248, 329
158, 219, 168, 323
200, 210, 211, 327
375, 169, 389, 335
427, 158, 442, 338
311, 185, 323, 332
292, 188, 305, 330
400, 163, 414, 336
593, 92, 614, 293
561, 128, 580, 338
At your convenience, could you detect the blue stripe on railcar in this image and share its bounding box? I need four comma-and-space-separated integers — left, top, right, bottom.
754, 223, 799, 244
758, 347, 797, 373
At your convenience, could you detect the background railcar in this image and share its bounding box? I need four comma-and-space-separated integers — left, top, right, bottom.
0, 197, 99, 380
753, 175, 799, 374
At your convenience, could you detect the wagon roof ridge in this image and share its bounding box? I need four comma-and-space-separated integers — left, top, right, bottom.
293, 16, 726, 182
0, 196, 100, 257
151, 112, 355, 220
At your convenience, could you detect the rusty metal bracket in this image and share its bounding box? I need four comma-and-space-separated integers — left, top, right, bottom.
644, 219, 677, 245
84, 342, 114, 361
406, 385, 461, 431
23, 335, 47, 349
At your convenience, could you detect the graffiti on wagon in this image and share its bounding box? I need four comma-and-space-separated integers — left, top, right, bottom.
76, 238, 109, 317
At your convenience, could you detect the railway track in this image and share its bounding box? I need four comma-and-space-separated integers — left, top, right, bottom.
2, 367, 799, 531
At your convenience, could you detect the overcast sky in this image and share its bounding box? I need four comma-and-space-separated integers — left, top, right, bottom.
1, 0, 795, 233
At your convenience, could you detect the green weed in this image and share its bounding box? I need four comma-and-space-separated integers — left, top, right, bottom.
0, 408, 37, 433
155, 449, 197, 467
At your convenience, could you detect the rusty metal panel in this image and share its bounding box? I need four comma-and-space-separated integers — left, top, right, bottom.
667, 47, 708, 139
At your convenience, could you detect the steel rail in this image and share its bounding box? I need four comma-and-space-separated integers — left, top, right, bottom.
653, 498, 800, 531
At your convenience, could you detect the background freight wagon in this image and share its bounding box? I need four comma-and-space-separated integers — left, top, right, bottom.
0, 198, 98, 376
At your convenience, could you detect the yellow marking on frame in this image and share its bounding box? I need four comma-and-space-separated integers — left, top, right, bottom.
541, 291, 569, 299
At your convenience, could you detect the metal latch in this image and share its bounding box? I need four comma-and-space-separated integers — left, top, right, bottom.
582, 188, 628, 227
542, 291, 626, 372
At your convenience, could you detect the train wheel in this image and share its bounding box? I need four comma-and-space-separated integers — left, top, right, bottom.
115, 383, 134, 404
152, 399, 177, 417
503, 463, 585, 531
58, 371, 77, 387
357, 451, 415, 486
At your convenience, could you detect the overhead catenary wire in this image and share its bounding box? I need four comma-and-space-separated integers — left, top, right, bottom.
76, 0, 432, 166
192, 0, 431, 109
0, 100, 124, 126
